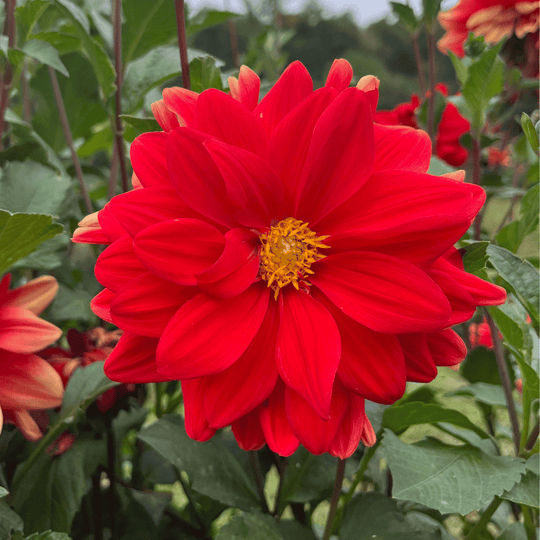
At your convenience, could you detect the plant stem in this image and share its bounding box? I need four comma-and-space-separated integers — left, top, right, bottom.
342, 437, 381, 508
472, 137, 482, 240
175, 470, 206, 530
21, 63, 31, 123
426, 27, 436, 143
485, 309, 521, 454
525, 418, 539, 451
106, 418, 117, 540
272, 456, 287, 518
522, 505, 537, 540
322, 458, 346, 540
48, 66, 93, 214
113, 0, 128, 193
228, 19, 240, 69
412, 33, 426, 95
249, 450, 269, 513
0, 0, 16, 150
107, 141, 119, 200
154, 382, 163, 418
174, 0, 191, 90
92, 473, 103, 540
464, 497, 503, 540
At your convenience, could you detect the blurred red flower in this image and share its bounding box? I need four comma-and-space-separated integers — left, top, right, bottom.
438, 0, 539, 77
375, 83, 471, 167
0, 274, 63, 440
41, 327, 130, 413
74, 60, 505, 457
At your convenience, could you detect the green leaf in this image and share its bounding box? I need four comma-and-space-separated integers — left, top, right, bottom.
382, 430, 526, 514
215, 511, 282, 540
138, 415, 259, 511
53, 0, 116, 98
0, 487, 6, 498
16, 0, 50, 43
0, 35, 8, 57
460, 346, 499, 385
448, 51, 468, 85
24, 532, 73, 540
11, 441, 104, 534
120, 115, 161, 134
487, 245, 539, 324
187, 9, 238, 35
0, 210, 63, 275
60, 361, 118, 418
190, 56, 223, 93
447, 382, 507, 406
12, 233, 69, 271
461, 42, 504, 135
48, 283, 96, 323
489, 305, 524, 353
0, 161, 70, 215
521, 112, 539, 151
122, 0, 178, 64
341, 493, 442, 540
0, 499, 23, 540
501, 454, 539, 507
30, 31, 81, 55
390, 2, 418, 33
383, 402, 490, 439
462, 241, 489, 274
499, 523, 528, 540
122, 45, 182, 113
279, 449, 335, 510
10, 39, 69, 76
427, 155, 455, 176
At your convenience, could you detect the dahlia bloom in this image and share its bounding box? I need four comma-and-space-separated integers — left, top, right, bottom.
74, 60, 505, 457
438, 0, 539, 77
41, 327, 129, 413
374, 84, 471, 167
0, 274, 63, 440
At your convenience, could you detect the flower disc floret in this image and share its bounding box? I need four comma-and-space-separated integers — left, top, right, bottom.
259, 217, 329, 299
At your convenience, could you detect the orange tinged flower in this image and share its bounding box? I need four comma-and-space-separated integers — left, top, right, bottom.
0, 274, 63, 440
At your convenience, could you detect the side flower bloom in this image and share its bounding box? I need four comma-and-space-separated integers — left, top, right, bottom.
74, 60, 505, 457
0, 274, 63, 440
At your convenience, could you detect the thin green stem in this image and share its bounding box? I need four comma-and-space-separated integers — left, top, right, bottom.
106, 418, 117, 540
322, 458, 346, 540
342, 436, 381, 508
272, 456, 288, 518
525, 419, 539, 452
522, 505, 537, 540
472, 137, 482, 240
175, 470, 206, 531
154, 382, 164, 418
249, 450, 270, 513
465, 497, 503, 540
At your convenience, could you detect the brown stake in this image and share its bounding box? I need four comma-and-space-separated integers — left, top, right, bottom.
175, 0, 191, 90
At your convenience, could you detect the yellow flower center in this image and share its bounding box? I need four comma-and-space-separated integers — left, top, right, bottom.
259, 217, 329, 299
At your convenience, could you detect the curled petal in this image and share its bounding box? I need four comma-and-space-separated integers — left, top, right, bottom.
232, 407, 266, 451
151, 99, 180, 132
356, 75, 380, 113
162, 87, 198, 126
329, 393, 367, 458
228, 66, 261, 111
399, 333, 438, 383
4, 410, 43, 441
91, 288, 115, 323
325, 59, 353, 91
72, 212, 110, 244
3, 275, 58, 315
427, 329, 467, 367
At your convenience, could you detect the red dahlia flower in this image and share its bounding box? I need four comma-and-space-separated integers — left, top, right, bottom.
74, 60, 505, 457
0, 274, 63, 440
438, 0, 539, 77
374, 84, 471, 167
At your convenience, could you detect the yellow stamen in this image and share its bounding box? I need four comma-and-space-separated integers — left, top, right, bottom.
259, 217, 329, 299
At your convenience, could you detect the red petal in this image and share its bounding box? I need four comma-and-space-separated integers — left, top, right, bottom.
356, 75, 380, 113
398, 333, 438, 383
166, 128, 236, 228
5, 409, 43, 441
373, 124, 431, 173
91, 288, 115, 323
311, 252, 451, 333
162, 87, 199, 126
195, 89, 268, 158
156, 286, 269, 379
108, 187, 212, 238
316, 292, 406, 404
254, 61, 313, 136
104, 333, 166, 383
204, 301, 279, 427
182, 379, 217, 441
130, 132, 170, 188
232, 407, 266, 451
259, 380, 300, 456
151, 99, 180, 132
426, 329, 467, 367
3, 275, 58, 315
329, 393, 366, 458
0, 306, 61, 353
361, 417, 377, 447
269, 87, 337, 214
285, 380, 348, 455
72, 211, 111, 244
295, 88, 374, 225
0, 351, 63, 409
98, 203, 128, 242
276, 290, 340, 419
228, 66, 261, 111
204, 139, 284, 227
111, 273, 197, 337
95, 235, 147, 292
133, 218, 225, 285
325, 59, 353, 91
196, 228, 260, 298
